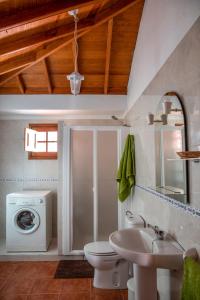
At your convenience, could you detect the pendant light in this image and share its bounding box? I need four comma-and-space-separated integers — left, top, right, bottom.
67, 10, 84, 95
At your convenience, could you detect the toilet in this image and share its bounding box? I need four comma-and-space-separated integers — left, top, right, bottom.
84, 211, 145, 289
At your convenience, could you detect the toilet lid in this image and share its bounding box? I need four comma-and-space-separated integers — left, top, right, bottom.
84, 241, 116, 256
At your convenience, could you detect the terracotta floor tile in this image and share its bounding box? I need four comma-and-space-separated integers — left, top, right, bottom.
0, 262, 125, 300
0, 278, 7, 291
61, 278, 91, 293
0, 262, 18, 279
0, 277, 35, 296
91, 293, 122, 300
12, 262, 58, 279
59, 292, 90, 300
27, 295, 59, 300
120, 290, 128, 300
91, 289, 122, 300
31, 279, 63, 294
0, 295, 28, 300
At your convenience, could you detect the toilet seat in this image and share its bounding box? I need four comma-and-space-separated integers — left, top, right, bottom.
84, 241, 117, 256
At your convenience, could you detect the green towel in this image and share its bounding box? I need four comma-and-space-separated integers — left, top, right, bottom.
116, 134, 135, 202
181, 257, 200, 300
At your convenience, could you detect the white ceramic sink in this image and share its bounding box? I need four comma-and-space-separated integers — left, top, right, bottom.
109, 227, 183, 269
109, 228, 183, 300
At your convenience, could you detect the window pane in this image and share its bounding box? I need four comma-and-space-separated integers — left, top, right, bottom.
37, 132, 46, 142
36, 142, 46, 152
48, 131, 57, 141
48, 142, 57, 152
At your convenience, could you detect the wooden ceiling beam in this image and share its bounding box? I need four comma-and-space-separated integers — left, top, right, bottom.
0, 0, 101, 32
0, 19, 93, 58
104, 19, 113, 94
17, 74, 25, 94
0, 0, 138, 86
87, 0, 105, 18
0, 52, 35, 75
42, 59, 53, 94
0, 68, 25, 84
0, 0, 139, 58
95, 0, 139, 23
0, 37, 71, 77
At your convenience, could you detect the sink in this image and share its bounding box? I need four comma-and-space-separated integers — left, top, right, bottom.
109, 227, 183, 269
109, 228, 183, 300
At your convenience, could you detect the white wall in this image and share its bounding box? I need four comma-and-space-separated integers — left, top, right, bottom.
127, 0, 200, 112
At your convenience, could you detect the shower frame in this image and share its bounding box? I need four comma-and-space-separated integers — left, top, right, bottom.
58, 122, 129, 255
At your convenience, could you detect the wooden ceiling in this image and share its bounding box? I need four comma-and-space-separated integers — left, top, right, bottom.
0, 0, 144, 95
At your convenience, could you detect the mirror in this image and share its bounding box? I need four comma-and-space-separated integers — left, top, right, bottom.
154, 92, 189, 203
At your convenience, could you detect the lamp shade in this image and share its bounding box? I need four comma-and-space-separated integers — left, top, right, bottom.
67, 71, 84, 95
163, 101, 172, 114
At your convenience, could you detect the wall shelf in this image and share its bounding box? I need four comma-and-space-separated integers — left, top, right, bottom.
167, 158, 200, 163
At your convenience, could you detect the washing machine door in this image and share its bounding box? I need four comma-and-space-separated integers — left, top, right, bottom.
14, 208, 40, 234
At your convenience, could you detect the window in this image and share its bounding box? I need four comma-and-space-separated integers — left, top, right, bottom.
26, 124, 58, 160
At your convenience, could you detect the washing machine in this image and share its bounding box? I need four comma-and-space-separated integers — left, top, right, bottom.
6, 190, 53, 252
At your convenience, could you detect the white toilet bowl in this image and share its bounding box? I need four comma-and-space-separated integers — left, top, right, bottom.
84, 241, 129, 289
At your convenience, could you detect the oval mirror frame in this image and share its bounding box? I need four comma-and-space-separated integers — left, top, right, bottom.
154, 91, 189, 204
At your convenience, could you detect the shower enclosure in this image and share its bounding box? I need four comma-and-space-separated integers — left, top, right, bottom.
58, 124, 128, 255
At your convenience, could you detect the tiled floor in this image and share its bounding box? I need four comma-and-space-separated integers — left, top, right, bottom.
0, 261, 128, 300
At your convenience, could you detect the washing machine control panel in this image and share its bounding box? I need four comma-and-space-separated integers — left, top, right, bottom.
7, 198, 45, 206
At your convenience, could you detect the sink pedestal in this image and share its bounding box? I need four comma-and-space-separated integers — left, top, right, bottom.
134, 265, 157, 300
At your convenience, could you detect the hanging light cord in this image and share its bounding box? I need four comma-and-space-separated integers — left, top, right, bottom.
73, 14, 79, 73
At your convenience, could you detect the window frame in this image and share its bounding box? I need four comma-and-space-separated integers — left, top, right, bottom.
28, 123, 58, 160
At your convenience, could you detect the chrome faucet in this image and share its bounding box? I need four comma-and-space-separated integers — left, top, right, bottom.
154, 226, 165, 240
148, 224, 165, 240
147, 224, 165, 253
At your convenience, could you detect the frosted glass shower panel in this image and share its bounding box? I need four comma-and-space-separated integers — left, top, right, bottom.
71, 130, 93, 250
97, 131, 118, 240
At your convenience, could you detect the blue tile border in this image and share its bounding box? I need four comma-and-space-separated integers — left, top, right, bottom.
0, 177, 58, 183
136, 184, 200, 219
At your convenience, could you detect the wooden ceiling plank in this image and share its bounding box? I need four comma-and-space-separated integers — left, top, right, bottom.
42, 58, 53, 94
0, 0, 139, 59
0, 68, 25, 83
0, 52, 35, 75
87, 1, 104, 18
0, 0, 138, 86
0, 37, 71, 84
0, 0, 101, 32
17, 74, 25, 94
0, 18, 93, 58
95, 0, 139, 23
104, 19, 113, 94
